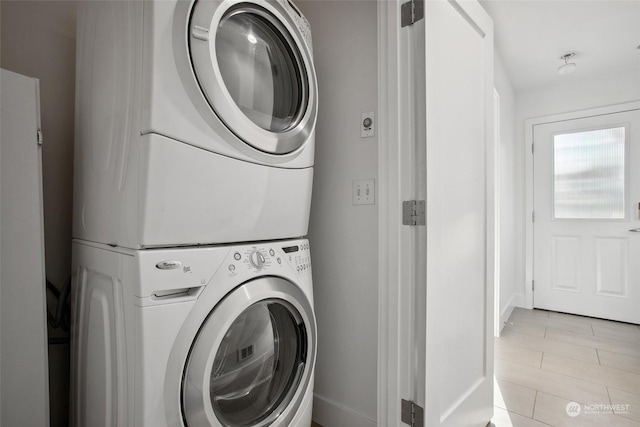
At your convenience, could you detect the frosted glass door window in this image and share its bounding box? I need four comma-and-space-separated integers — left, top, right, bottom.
553, 126, 626, 219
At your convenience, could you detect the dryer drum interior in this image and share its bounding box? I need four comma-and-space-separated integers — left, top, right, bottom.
215, 5, 307, 132
182, 278, 315, 426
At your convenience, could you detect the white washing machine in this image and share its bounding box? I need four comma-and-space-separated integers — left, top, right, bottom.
74, 0, 318, 248
71, 238, 316, 427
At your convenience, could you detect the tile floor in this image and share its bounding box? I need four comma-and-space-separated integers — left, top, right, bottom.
493, 307, 640, 426
312, 308, 640, 427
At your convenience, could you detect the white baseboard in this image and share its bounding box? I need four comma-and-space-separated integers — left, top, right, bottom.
312, 394, 376, 427
498, 293, 524, 334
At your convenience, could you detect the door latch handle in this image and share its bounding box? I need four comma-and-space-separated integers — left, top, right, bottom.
630, 228, 640, 232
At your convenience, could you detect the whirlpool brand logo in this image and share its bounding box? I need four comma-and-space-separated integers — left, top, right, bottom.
155, 260, 183, 270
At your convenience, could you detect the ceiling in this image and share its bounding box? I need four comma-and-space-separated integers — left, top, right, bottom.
479, 0, 640, 92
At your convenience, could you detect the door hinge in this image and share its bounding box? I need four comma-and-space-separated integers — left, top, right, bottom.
401, 399, 424, 427
532, 280, 535, 291
532, 211, 535, 223
531, 142, 534, 155
401, 0, 424, 27
403, 200, 426, 226
37, 129, 43, 146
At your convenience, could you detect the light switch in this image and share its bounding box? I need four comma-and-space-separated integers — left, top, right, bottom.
353, 179, 375, 205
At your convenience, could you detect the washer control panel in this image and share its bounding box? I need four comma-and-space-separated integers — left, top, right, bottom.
281, 241, 312, 276
226, 240, 312, 277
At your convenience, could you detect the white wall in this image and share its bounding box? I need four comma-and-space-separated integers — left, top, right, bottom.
1, 2, 77, 426
494, 52, 521, 329
296, 1, 379, 426
513, 68, 640, 306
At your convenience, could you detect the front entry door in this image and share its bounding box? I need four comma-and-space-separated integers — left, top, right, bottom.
533, 109, 640, 324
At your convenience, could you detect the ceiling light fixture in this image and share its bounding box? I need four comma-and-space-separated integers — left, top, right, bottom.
557, 52, 577, 75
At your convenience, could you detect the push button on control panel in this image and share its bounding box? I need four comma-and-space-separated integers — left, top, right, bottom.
284, 242, 312, 276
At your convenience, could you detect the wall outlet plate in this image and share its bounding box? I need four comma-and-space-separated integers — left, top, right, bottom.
353, 179, 375, 205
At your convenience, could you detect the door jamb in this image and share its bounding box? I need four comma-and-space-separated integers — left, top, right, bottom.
524, 101, 640, 310
377, 0, 414, 425
493, 88, 502, 337
376, 0, 396, 420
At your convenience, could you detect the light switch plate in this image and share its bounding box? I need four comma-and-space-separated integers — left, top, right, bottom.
353, 179, 375, 205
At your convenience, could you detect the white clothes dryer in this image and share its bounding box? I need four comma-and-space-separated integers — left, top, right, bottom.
73, 0, 318, 248
71, 238, 315, 427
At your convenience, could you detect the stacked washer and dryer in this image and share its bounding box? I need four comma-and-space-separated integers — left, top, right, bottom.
70, 1, 318, 426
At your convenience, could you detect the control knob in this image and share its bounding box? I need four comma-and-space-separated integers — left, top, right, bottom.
249, 250, 266, 270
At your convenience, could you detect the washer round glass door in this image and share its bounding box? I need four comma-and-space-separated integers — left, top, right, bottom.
189, 0, 317, 155
182, 277, 316, 426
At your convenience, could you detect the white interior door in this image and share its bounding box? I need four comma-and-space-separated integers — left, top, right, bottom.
422, 1, 494, 426
533, 109, 640, 324
0, 68, 50, 427
378, 0, 493, 424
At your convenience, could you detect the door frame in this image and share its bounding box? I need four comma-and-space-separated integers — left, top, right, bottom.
524, 100, 640, 310
493, 88, 502, 337
377, 0, 416, 425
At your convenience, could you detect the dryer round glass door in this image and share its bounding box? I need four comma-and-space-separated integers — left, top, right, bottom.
189, 0, 317, 155
182, 277, 316, 427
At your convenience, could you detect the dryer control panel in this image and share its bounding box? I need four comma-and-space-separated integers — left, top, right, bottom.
282, 0, 313, 55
